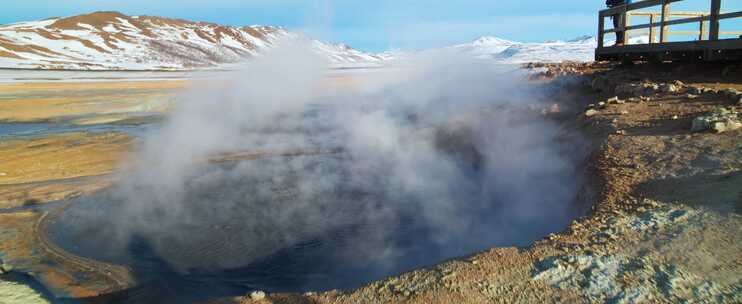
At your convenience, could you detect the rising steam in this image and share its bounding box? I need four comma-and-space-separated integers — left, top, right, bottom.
53, 40, 585, 291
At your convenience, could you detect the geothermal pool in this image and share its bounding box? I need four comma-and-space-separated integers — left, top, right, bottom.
44, 109, 587, 303
27, 55, 589, 303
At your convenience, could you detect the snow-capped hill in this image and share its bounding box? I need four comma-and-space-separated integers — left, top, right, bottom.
567, 35, 595, 44
311, 40, 383, 64
469, 36, 519, 47
448, 35, 595, 63
491, 35, 650, 63
451, 36, 520, 58
495, 40, 596, 63
0, 11, 384, 70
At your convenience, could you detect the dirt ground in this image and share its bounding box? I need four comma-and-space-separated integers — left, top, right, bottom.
0, 81, 181, 124
0, 62, 740, 303
0, 132, 132, 209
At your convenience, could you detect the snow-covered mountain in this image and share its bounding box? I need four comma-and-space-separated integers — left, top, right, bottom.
0, 11, 633, 70
450, 36, 520, 57
446, 34, 652, 64
0, 11, 384, 70
448, 36, 597, 63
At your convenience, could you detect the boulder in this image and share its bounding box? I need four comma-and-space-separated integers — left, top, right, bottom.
250, 290, 266, 301
688, 86, 703, 95
711, 121, 742, 133
0, 262, 12, 274
701, 87, 718, 94
585, 109, 600, 117
615, 82, 660, 97
721, 88, 740, 99
660, 83, 679, 93
590, 76, 611, 93
691, 107, 741, 133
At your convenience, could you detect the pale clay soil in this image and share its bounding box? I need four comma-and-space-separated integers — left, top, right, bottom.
0, 62, 740, 303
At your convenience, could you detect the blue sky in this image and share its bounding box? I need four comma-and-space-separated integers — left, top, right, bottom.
2, 0, 738, 52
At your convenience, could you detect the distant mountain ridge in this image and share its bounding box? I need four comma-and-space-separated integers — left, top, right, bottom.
0, 11, 384, 70
0, 11, 612, 70
447, 35, 599, 63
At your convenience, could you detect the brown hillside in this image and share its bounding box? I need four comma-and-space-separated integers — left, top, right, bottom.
50, 11, 128, 30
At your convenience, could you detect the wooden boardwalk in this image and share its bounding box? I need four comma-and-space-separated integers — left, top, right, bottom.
596, 0, 742, 62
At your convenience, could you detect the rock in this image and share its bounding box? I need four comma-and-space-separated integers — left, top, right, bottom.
607, 96, 620, 104
712, 120, 742, 133
619, 110, 629, 115
701, 87, 717, 94
660, 83, 679, 93
721, 88, 740, 99
646, 83, 660, 93
0, 262, 13, 274
616, 130, 626, 135
249, 290, 266, 301
738, 97, 742, 105
672, 115, 679, 120
590, 76, 611, 92
672, 80, 685, 87
688, 86, 703, 95
615, 82, 660, 97
691, 107, 742, 133
686, 94, 698, 99
598, 101, 607, 109
691, 117, 709, 132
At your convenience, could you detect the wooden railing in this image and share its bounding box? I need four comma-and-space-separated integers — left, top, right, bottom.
598, 0, 742, 48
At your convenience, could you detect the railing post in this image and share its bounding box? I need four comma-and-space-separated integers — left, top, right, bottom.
649, 14, 657, 43
598, 12, 605, 48
625, 12, 632, 44
709, 0, 721, 41
660, 0, 670, 43
699, 16, 707, 40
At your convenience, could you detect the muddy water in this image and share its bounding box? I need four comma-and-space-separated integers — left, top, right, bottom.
0, 120, 158, 139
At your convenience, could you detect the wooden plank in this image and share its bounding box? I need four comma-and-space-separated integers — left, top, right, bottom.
629, 11, 703, 17
596, 39, 742, 55
608, 16, 701, 32
607, 11, 741, 33
600, 0, 683, 16
718, 11, 742, 20
709, 0, 721, 41
667, 30, 742, 36
660, 1, 671, 43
